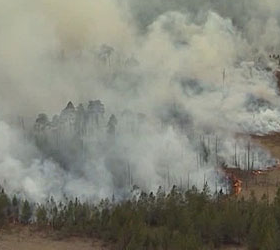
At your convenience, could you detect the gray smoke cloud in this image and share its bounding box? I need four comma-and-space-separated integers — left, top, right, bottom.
0, 0, 280, 201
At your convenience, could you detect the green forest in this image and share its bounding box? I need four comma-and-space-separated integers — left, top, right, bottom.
0, 185, 279, 250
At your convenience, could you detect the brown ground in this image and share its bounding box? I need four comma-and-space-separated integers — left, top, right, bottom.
221, 133, 280, 201
223, 132, 280, 203
0, 225, 246, 250
0, 226, 246, 250
0, 226, 107, 250
239, 171, 280, 201
244, 133, 280, 200
251, 132, 280, 159
224, 165, 280, 201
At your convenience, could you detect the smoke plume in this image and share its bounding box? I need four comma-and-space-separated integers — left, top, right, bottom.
0, 0, 280, 201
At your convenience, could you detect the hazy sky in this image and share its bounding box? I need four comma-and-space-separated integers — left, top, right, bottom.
0, 0, 280, 201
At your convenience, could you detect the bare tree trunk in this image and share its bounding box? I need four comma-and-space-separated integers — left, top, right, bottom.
247, 141, 250, 171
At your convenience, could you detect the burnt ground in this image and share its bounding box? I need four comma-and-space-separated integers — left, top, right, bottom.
225, 133, 280, 201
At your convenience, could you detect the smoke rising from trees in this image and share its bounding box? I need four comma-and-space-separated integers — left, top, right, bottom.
0, 0, 280, 200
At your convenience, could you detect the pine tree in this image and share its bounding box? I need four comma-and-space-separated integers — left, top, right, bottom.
0, 189, 10, 226
11, 195, 19, 223
36, 205, 48, 228
21, 200, 32, 224
248, 205, 277, 250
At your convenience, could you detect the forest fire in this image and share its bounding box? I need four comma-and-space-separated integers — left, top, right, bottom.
252, 170, 264, 175
222, 168, 243, 195
221, 164, 280, 196
233, 178, 242, 195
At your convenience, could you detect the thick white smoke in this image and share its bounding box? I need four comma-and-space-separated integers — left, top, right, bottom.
0, 0, 280, 201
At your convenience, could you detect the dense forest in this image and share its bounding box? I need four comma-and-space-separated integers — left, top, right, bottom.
0, 185, 279, 250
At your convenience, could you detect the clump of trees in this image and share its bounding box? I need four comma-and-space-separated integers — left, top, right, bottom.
0, 186, 280, 249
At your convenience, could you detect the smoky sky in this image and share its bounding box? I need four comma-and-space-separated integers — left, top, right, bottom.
0, 0, 280, 118
0, 0, 280, 201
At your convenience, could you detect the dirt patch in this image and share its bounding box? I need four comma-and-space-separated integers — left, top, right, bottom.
0, 226, 108, 250
0, 226, 247, 250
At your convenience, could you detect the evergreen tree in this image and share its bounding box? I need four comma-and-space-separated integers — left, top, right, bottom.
21, 200, 32, 224
36, 205, 48, 228
0, 189, 10, 226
